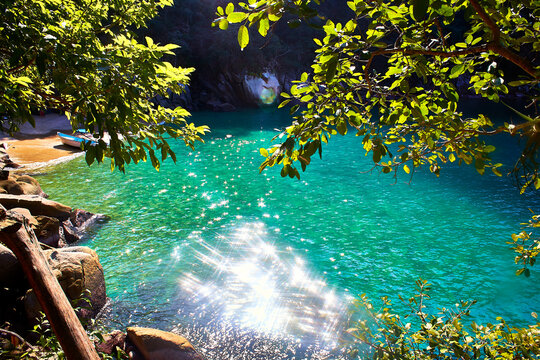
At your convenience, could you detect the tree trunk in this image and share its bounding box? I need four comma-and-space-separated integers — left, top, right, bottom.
0, 206, 100, 360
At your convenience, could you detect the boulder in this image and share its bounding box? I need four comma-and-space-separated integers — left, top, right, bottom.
61, 220, 80, 244
8, 207, 38, 226
0, 175, 47, 197
33, 215, 62, 248
24, 246, 106, 321
0, 179, 25, 195
14, 175, 48, 197
126, 327, 205, 360
0, 194, 71, 220
95, 330, 127, 355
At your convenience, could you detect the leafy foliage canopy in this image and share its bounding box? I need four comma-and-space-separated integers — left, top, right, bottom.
0, 0, 208, 171
215, 1, 540, 357
215, 0, 540, 272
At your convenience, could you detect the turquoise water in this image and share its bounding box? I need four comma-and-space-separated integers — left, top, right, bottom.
36, 108, 539, 358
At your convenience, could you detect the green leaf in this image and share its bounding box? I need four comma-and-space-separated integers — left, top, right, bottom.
259, 148, 269, 157
502, 101, 535, 122
258, 17, 270, 36
238, 25, 249, 50
85, 146, 95, 166
227, 12, 247, 23
278, 99, 291, 108
326, 55, 338, 83
225, 2, 234, 15
411, 0, 429, 21
219, 19, 229, 30
336, 121, 347, 135
492, 167, 503, 177
450, 64, 465, 79
508, 80, 532, 87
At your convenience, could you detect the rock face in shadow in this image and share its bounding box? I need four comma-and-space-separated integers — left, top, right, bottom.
0, 243, 23, 288
33, 215, 62, 247
1, 244, 107, 328
127, 327, 206, 360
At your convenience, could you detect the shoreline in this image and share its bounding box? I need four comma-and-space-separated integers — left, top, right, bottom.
0, 113, 83, 171
1, 135, 85, 171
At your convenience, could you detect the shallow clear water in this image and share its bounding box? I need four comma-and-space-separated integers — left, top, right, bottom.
36, 107, 539, 359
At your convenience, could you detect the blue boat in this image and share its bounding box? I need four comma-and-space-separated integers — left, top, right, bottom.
57, 132, 97, 148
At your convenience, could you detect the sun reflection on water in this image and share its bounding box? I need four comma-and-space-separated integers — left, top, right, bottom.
177, 222, 348, 349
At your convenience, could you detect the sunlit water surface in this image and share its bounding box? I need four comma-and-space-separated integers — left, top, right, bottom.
36, 108, 539, 359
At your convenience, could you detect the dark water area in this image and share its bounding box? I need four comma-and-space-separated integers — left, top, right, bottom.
37, 106, 539, 359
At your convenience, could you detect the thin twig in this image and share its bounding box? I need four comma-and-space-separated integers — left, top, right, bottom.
0, 328, 36, 350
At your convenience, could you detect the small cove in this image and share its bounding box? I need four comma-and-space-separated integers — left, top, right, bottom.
36, 107, 540, 359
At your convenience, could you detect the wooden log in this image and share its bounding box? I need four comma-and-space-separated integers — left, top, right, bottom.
0, 206, 100, 360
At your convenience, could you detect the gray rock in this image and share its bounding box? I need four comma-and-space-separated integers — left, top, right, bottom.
69, 209, 94, 228
61, 219, 80, 244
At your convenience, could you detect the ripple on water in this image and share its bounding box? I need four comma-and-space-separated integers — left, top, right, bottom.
36, 109, 540, 359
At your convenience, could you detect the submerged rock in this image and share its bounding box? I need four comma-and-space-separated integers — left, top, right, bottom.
127, 327, 205, 360
64, 209, 110, 244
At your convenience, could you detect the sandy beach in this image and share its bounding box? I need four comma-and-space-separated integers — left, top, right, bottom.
1, 113, 84, 169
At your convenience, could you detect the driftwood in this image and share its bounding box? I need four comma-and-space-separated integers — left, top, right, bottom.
0, 205, 100, 360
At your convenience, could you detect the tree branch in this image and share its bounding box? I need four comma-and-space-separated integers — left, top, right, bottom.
364, 45, 490, 90
468, 0, 500, 43
364, 40, 538, 91
0, 207, 100, 360
487, 43, 538, 78
468, 0, 537, 78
